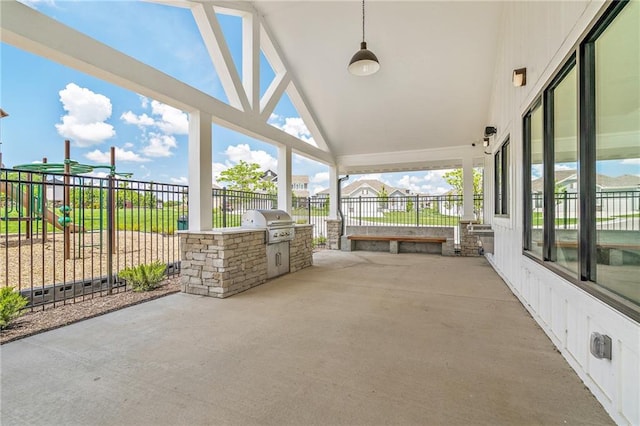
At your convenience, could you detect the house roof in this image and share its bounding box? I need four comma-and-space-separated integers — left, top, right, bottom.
317, 179, 407, 196
531, 171, 640, 192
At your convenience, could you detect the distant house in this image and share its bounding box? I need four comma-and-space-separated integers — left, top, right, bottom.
531, 171, 640, 219
316, 179, 414, 217
260, 170, 310, 198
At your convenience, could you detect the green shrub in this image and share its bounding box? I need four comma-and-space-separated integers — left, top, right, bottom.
118, 261, 167, 292
0, 287, 29, 329
313, 236, 327, 247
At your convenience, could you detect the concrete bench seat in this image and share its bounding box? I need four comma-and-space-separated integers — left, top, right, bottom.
345, 234, 448, 255
347, 235, 447, 243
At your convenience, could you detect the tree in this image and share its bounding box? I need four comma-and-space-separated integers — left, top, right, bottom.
442, 168, 483, 196
443, 168, 484, 217
379, 185, 389, 209
218, 161, 276, 194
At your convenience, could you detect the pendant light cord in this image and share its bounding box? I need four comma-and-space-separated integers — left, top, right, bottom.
361, 0, 366, 43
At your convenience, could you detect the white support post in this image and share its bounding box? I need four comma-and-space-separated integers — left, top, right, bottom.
329, 166, 338, 219
188, 110, 213, 231
242, 13, 260, 111
462, 156, 475, 221
277, 145, 292, 213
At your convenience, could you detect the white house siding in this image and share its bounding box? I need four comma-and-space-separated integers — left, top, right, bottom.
486, 1, 639, 425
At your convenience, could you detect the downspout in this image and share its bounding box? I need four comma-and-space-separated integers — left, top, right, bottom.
337, 175, 349, 238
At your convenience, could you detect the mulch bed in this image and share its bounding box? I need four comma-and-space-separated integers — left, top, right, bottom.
1, 276, 181, 345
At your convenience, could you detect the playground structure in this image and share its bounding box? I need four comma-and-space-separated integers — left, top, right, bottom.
0, 140, 130, 260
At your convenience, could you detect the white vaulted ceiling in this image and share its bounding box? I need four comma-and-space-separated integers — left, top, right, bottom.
252, 1, 504, 172
1, 0, 504, 174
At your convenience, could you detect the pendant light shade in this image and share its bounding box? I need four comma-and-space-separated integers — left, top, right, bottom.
348, 0, 379, 76
348, 42, 380, 76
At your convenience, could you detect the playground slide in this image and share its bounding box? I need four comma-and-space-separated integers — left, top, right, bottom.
0, 181, 83, 233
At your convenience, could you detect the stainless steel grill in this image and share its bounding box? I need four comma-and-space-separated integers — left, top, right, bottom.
242, 209, 295, 244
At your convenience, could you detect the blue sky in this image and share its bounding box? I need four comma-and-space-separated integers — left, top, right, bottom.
2, 1, 467, 196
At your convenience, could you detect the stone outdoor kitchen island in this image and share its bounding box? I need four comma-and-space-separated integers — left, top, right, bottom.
179, 224, 313, 298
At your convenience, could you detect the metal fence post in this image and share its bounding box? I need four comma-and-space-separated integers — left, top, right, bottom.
222, 187, 227, 228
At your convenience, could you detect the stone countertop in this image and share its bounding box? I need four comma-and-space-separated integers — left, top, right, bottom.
178, 223, 312, 235
177, 227, 264, 236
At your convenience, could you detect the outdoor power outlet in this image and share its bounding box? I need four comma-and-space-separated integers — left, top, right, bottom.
590, 332, 612, 360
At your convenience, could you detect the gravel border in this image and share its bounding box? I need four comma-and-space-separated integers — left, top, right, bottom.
1, 276, 181, 345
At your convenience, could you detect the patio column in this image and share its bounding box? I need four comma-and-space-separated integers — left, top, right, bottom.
277, 145, 292, 212
188, 110, 212, 231
328, 166, 338, 219
462, 155, 475, 221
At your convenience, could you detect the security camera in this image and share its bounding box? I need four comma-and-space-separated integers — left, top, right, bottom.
484, 126, 497, 137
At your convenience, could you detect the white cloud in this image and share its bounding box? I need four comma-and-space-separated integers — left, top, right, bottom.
225, 144, 277, 171
398, 175, 422, 193
170, 176, 188, 185
18, 0, 56, 9
121, 111, 154, 127
121, 100, 188, 135
310, 172, 329, 184
55, 83, 115, 147
82, 170, 110, 179
269, 115, 315, 145
621, 158, 640, 165
85, 147, 149, 163
150, 101, 188, 135
554, 163, 575, 171
141, 133, 177, 157
311, 185, 325, 196
211, 162, 228, 184
424, 170, 447, 182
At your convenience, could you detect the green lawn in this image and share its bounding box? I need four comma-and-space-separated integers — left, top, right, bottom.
357, 209, 460, 226
0, 207, 245, 235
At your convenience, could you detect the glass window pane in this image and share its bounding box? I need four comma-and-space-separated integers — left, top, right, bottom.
594, 0, 640, 305
502, 142, 509, 215
495, 150, 502, 214
529, 105, 544, 258
553, 66, 578, 274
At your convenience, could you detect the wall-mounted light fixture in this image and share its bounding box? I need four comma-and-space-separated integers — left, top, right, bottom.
483, 138, 491, 155
348, 0, 380, 76
513, 67, 527, 87
484, 126, 497, 137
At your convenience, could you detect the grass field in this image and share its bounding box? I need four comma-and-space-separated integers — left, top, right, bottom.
0, 207, 245, 235
355, 209, 461, 226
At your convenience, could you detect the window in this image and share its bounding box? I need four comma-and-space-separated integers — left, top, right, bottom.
590, 0, 639, 307
494, 138, 509, 215
524, 101, 544, 259
523, 0, 639, 318
551, 62, 578, 275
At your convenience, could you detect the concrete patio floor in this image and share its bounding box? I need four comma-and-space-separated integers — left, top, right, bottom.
1, 251, 612, 425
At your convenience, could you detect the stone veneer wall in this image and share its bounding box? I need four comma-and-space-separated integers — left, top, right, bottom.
290, 224, 313, 272
180, 229, 267, 298
326, 219, 342, 250
459, 220, 480, 257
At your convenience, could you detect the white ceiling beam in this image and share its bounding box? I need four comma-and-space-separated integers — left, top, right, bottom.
191, 2, 251, 112
0, 0, 334, 165
260, 72, 291, 120
258, 15, 334, 155
242, 12, 260, 112
338, 145, 486, 174
286, 83, 329, 151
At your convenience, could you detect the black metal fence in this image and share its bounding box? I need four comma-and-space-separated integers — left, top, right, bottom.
1, 168, 185, 309
533, 191, 640, 230
340, 194, 484, 227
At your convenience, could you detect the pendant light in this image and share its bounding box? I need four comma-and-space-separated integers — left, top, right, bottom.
348, 0, 380, 76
